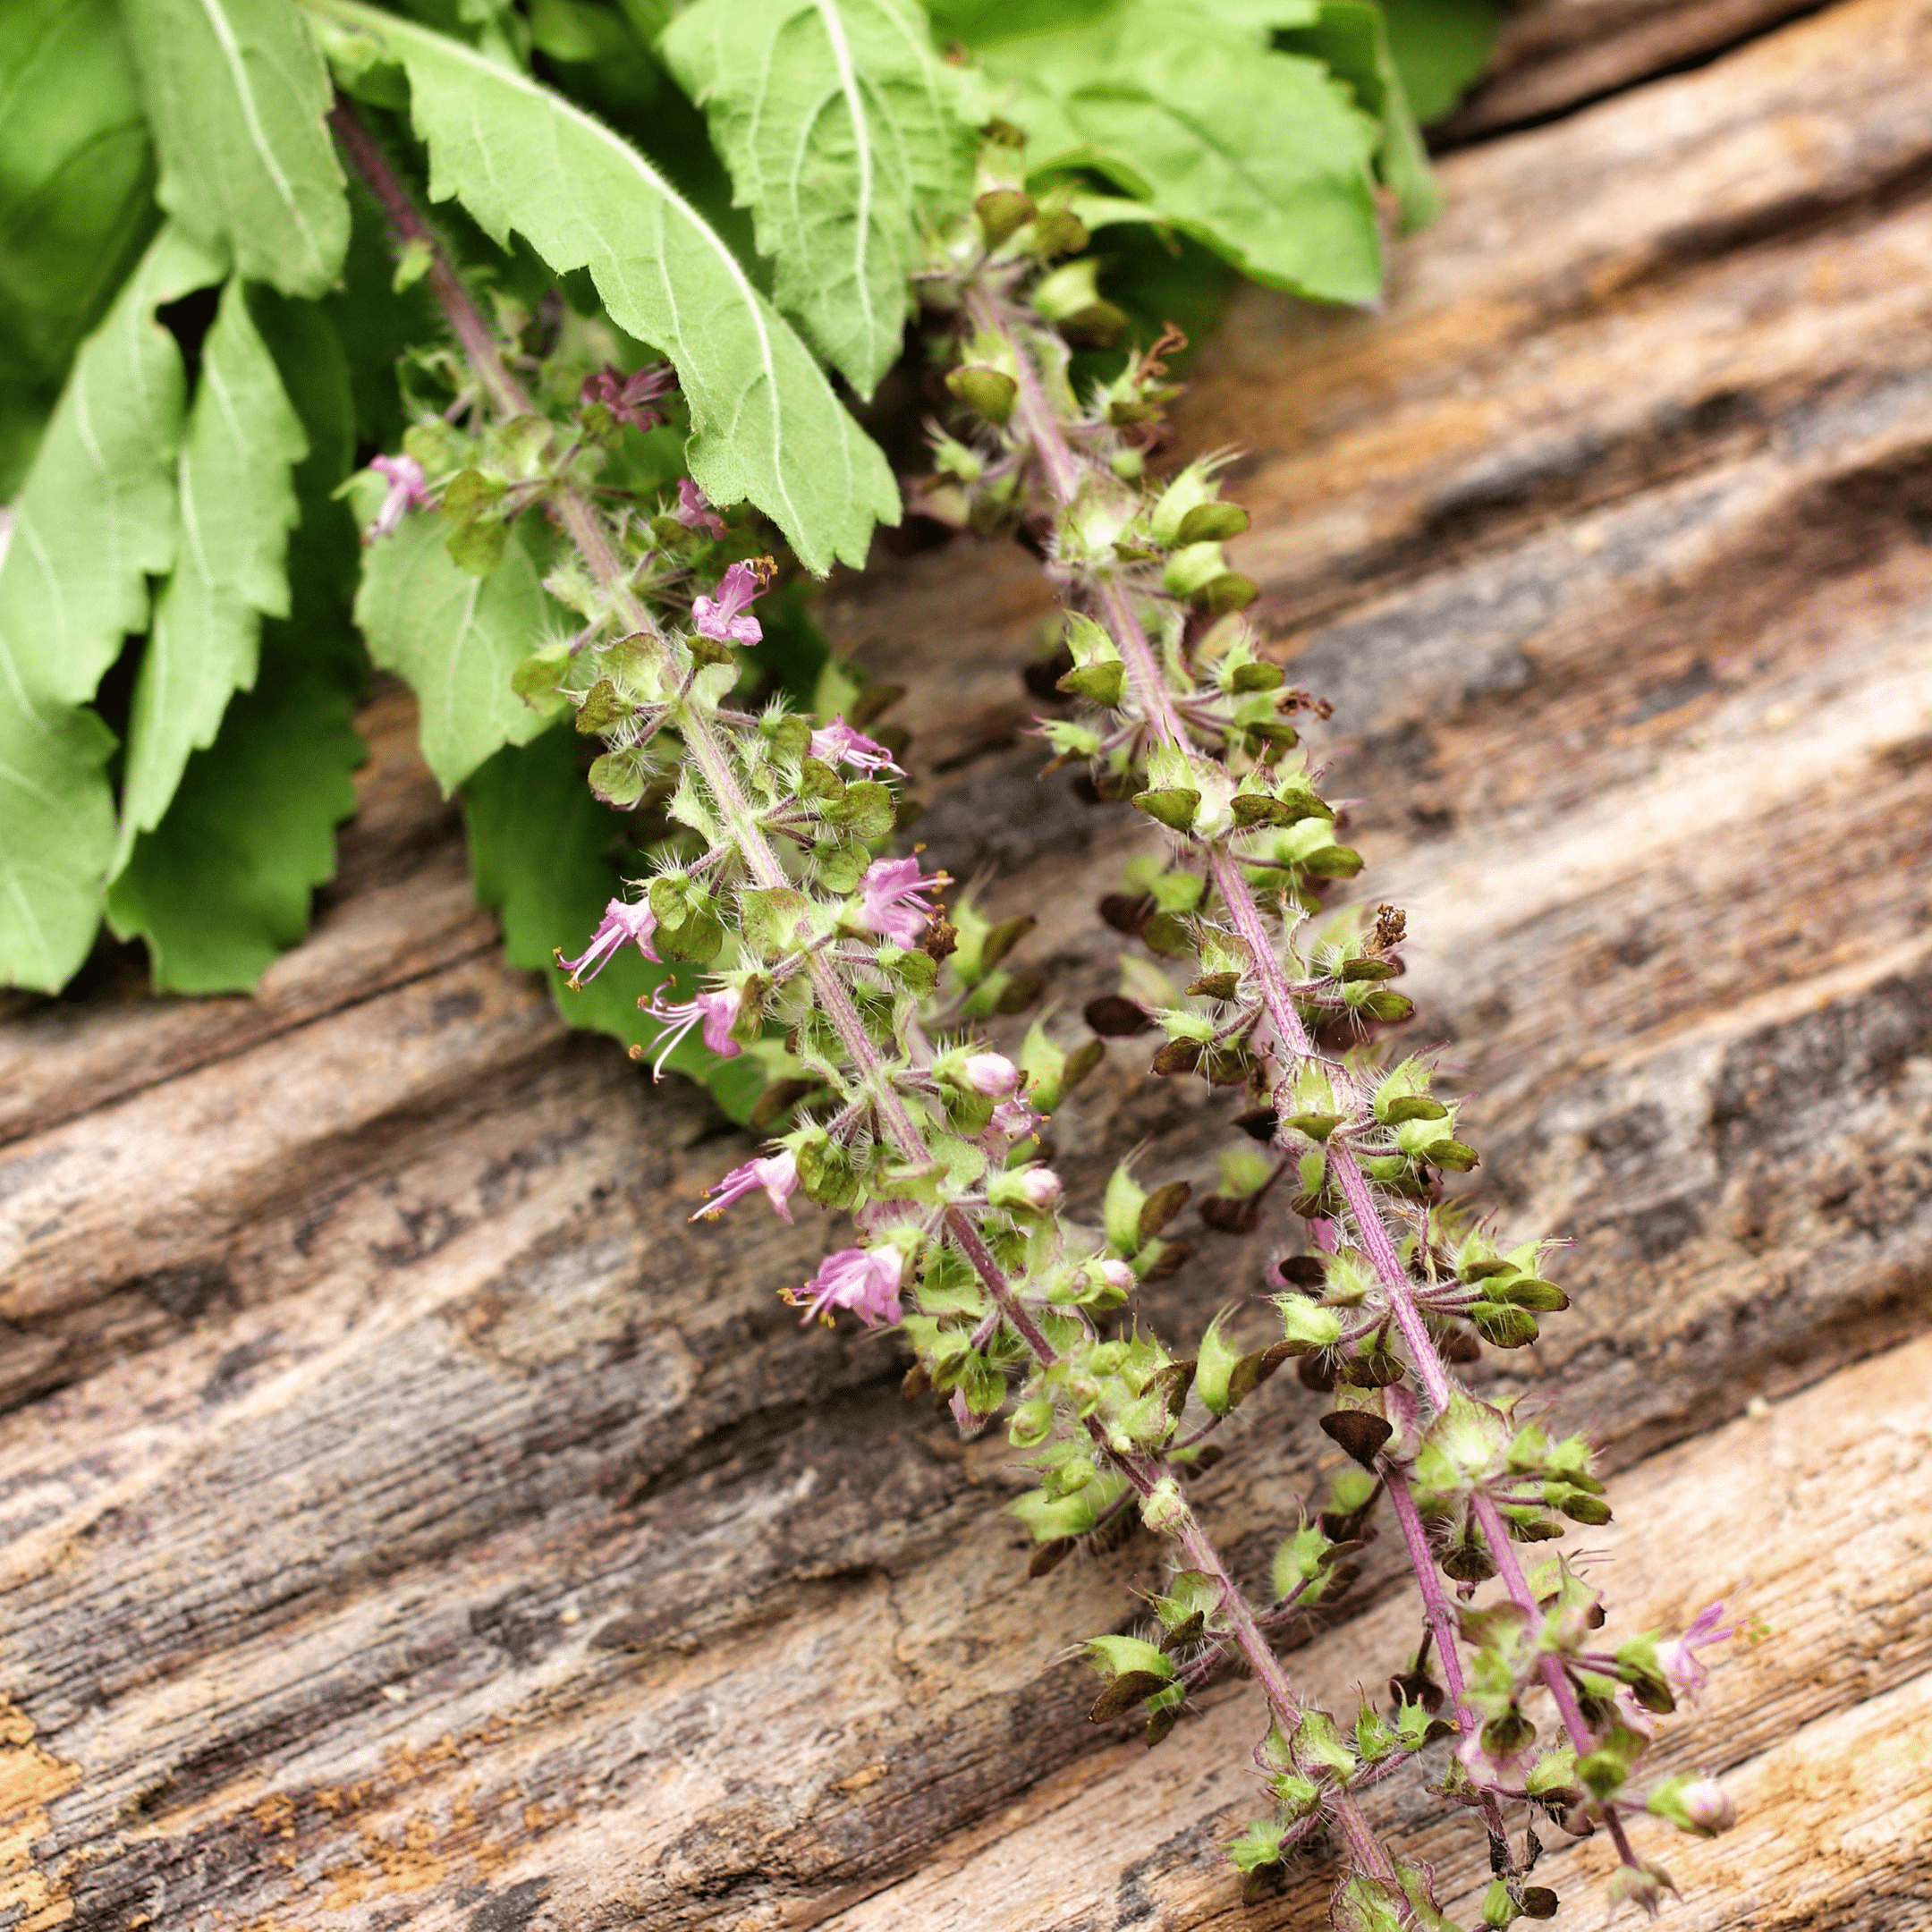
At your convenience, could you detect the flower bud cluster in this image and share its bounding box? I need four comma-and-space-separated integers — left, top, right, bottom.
878, 158, 1745, 1920
362, 166, 1742, 1928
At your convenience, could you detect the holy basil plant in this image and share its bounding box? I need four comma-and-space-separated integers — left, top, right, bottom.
3, 0, 1460, 1090
1, 0, 1750, 1920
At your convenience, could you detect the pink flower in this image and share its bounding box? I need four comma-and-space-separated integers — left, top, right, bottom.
581, 362, 675, 431
691, 561, 763, 646
642, 984, 742, 1078
809, 717, 901, 775
987, 1097, 1038, 1141
799, 1245, 905, 1327
553, 897, 658, 987
364, 453, 428, 541
1675, 1778, 1736, 1835
1099, 1258, 1136, 1292
673, 477, 727, 539
693, 1148, 798, 1224
1021, 1168, 1063, 1210
859, 856, 939, 946
1656, 1601, 1734, 1707
962, 1052, 1019, 1098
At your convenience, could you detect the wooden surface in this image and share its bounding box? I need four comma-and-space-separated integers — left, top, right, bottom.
4, 3, 1932, 1926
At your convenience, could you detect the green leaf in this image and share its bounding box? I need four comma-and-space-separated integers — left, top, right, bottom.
0, 0, 159, 496
105, 629, 364, 989
462, 725, 764, 1116
1381, 0, 1498, 124
980, 0, 1383, 304
306, 0, 901, 573
112, 275, 309, 874
106, 291, 369, 990
0, 222, 225, 991
123, 0, 349, 299
662, 0, 979, 396
1278, 1, 1439, 231
351, 481, 564, 794
122, 0, 349, 298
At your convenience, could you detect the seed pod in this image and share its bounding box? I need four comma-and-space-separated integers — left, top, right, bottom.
1085, 994, 1153, 1037
1319, 1411, 1393, 1467
1151, 1038, 1202, 1077
1098, 891, 1153, 935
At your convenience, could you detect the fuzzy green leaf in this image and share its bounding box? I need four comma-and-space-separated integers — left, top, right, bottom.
0, 222, 225, 990
307, 0, 900, 573
1278, 1, 1439, 231
462, 726, 766, 1119
106, 292, 368, 990
351, 483, 563, 794
662, 0, 978, 397
123, 0, 350, 299
0, 0, 158, 496
979, 0, 1383, 304
112, 276, 309, 874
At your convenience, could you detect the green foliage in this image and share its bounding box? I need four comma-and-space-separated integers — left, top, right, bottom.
462, 726, 766, 1118
106, 293, 368, 990
112, 276, 309, 874
1278, 0, 1438, 230
962, 0, 1384, 303
1382, 0, 1498, 123
0, 0, 158, 496
662, 0, 980, 396
308, 0, 900, 572
349, 476, 564, 792
0, 223, 224, 990
123, 0, 352, 298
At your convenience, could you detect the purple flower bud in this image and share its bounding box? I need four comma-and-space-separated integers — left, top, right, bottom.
1020, 1167, 1063, 1210
1657, 1600, 1734, 1706
962, 1051, 1019, 1098
553, 896, 658, 987
858, 856, 939, 946
581, 361, 676, 431
799, 1245, 906, 1327
673, 476, 726, 539
691, 560, 764, 646
1100, 1258, 1136, 1291
1680, 1778, 1735, 1834
365, 453, 429, 542
693, 1148, 798, 1224
641, 984, 742, 1078
809, 716, 901, 775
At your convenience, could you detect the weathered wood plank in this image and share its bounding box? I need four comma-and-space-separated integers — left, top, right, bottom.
811, 1326, 1932, 1930
1436, 0, 1829, 143
2, 4, 1929, 1927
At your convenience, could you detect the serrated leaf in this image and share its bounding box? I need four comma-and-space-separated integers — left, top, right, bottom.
308, 0, 899, 573
351, 482, 563, 794
982, 0, 1383, 304
113, 275, 309, 874
0, 222, 225, 990
106, 628, 364, 989
123, 0, 349, 299
0, 0, 158, 496
462, 726, 765, 1119
662, 0, 978, 396
1278, 1, 1440, 232
106, 290, 368, 989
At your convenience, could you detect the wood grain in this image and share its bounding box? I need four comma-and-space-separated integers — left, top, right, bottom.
4, 3, 1930, 1927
